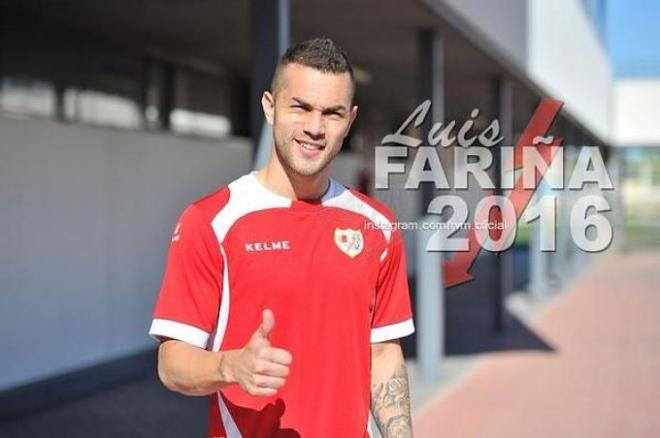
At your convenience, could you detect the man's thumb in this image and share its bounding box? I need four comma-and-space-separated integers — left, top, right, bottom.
257, 308, 275, 339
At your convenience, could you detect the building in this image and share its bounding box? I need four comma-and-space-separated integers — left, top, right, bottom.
0, 0, 622, 427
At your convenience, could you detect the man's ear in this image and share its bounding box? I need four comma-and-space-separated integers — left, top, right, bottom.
346, 105, 359, 135
261, 91, 275, 125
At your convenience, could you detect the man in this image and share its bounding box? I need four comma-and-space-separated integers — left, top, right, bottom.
149, 38, 415, 437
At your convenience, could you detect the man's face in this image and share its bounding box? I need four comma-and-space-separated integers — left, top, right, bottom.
262, 64, 357, 177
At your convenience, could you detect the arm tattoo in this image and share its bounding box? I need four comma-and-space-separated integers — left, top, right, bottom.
371, 364, 412, 438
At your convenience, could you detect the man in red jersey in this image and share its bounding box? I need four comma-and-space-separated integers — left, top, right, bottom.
150, 38, 415, 437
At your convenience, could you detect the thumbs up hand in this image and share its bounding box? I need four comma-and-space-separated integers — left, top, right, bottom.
224, 309, 293, 397
252, 308, 276, 346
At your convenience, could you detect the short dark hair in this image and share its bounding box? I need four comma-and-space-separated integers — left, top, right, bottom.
271, 38, 355, 98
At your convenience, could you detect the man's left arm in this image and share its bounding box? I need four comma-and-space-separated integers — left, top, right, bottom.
371, 340, 413, 438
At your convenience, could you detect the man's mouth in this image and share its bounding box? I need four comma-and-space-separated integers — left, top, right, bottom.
295, 139, 325, 154
295, 139, 325, 150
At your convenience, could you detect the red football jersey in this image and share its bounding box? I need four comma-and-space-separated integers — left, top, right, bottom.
150, 172, 414, 437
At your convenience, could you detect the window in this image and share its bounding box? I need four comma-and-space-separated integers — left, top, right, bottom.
0, 77, 55, 118
64, 89, 141, 129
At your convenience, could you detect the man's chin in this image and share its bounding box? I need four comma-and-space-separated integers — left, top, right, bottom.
291, 167, 323, 177
289, 160, 329, 178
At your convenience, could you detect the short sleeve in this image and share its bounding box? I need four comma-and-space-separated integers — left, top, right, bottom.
148, 204, 223, 348
370, 225, 415, 343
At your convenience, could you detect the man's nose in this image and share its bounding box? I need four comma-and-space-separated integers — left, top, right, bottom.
303, 111, 325, 139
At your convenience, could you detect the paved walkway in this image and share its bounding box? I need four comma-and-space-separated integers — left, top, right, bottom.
3, 251, 658, 437
414, 251, 660, 438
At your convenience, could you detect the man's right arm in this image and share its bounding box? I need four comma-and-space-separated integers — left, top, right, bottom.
157, 309, 292, 397
157, 339, 236, 396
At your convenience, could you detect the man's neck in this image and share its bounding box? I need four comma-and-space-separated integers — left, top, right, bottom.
255, 157, 330, 202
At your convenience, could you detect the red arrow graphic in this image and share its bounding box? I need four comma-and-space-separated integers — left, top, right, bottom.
443, 99, 564, 288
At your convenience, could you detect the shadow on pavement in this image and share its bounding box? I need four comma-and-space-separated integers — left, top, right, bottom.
402, 248, 556, 358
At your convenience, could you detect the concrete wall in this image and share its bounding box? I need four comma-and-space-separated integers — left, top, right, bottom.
443, 0, 528, 67
527, 0, 613, 142
441, 0, 611, 142
0, 116, 251, 391
613, 79, 660, 147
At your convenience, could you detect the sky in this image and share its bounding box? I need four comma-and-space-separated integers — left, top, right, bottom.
605, 0, 660, 77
